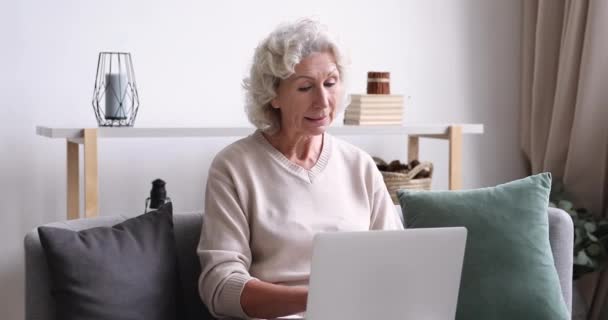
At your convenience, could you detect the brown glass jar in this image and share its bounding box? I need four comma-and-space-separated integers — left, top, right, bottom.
367, 71, 390, 94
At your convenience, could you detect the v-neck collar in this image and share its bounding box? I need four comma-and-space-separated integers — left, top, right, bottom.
253, 130, 332, 184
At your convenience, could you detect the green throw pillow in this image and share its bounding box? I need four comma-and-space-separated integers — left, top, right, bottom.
397, 173, 569, 320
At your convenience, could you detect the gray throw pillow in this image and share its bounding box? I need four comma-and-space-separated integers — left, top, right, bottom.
38, 203, 180, 320
397, 173, 569, 320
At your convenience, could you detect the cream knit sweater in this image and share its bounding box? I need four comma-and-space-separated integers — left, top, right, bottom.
197, 130, 403, 319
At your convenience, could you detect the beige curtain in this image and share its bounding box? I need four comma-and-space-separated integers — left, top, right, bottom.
521, 0, 608, 319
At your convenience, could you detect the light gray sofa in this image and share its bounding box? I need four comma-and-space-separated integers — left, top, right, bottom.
24, 207, 574, 320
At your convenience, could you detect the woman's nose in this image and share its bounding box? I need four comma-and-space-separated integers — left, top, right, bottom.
313, 86, 330, 109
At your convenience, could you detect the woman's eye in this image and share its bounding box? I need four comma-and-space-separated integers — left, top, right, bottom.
324, 82, 336, 88
298, 86, 313, 92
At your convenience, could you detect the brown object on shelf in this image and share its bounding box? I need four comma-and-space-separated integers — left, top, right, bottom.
367, 71, 390, 94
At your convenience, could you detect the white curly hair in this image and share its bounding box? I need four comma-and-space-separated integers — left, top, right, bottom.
243, 18, 349, 133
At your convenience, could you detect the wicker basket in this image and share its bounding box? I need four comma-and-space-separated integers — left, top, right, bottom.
381, 161, 433, 204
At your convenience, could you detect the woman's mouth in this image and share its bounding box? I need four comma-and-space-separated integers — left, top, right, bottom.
305, 115, 329, 126
306, 116, 326, 121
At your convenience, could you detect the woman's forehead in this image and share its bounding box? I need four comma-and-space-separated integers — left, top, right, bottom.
291, 53, 339, 79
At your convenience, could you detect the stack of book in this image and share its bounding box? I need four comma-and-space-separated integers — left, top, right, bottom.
343, 94, 404, 125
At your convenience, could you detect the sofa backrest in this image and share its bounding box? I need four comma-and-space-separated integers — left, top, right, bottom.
173, 213, 214, 320
24, 207, 573, 320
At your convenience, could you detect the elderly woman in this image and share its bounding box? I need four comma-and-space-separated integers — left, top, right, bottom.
198, 19, 403, 319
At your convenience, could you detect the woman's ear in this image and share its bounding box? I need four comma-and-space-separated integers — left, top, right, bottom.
270, 98, 280, 109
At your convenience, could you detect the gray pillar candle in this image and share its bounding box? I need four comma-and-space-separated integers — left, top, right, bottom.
105, 73, 127, 120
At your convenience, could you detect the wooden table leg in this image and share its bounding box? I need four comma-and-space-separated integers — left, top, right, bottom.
84, 129, 99, 218
408, 136, 419, 162
67, 141, 80, 220
449, 125, 463, 190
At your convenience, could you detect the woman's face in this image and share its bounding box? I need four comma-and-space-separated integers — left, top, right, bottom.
272, 51, 342, 137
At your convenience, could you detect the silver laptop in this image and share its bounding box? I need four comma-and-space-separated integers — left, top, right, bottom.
305, 227, 467, 320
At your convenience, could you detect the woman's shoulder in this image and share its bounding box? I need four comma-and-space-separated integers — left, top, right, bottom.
330, 135, 375, 164
328, 135, 382, 187
210, 131, 264, 168
329, 135, 378, 176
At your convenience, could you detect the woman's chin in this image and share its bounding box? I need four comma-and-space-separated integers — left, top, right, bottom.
306, 127, 327, 136
303, 116, 331, 132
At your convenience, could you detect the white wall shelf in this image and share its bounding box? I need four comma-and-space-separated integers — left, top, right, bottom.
37, 124, 483, 139
36, 123, 484, 219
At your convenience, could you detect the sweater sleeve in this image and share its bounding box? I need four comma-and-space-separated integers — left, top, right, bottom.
369, 168, 405, 230
197, 158, 254, 319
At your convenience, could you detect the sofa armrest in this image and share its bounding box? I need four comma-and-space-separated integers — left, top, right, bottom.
24, 229, 55, 320
548, 207, 574, 315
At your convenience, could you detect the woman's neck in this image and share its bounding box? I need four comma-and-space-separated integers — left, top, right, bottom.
262, 130, 324, 170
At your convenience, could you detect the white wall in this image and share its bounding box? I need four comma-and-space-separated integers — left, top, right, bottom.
0, 1, 525, 319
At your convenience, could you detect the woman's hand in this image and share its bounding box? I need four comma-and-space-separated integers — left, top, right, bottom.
240, 279, 308, 319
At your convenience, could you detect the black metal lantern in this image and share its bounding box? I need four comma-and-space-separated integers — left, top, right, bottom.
92, 52, 140, 127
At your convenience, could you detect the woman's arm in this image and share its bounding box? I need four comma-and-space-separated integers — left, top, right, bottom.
240, 279, 308, 319
200, 155, 308, 319
370, 167, 405, 230
199, 158, 256, 319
